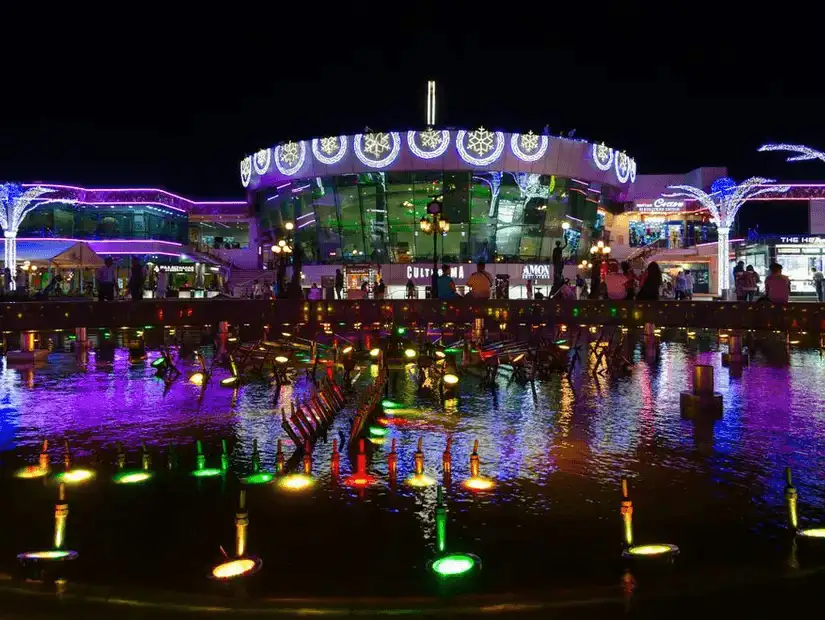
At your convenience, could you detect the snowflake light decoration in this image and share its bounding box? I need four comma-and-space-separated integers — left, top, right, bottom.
615, 151, 631, 183
407, 129, 450, 159
354, 132, 401, 168
510, 131, 549, 162
629, 158, 637, 183
312, 135, 348, 165
456, 127, 505, 166
274, 141, 307, 176
253, 149, 271, 175
592, 143, 613, 171
240, 157, 252, 188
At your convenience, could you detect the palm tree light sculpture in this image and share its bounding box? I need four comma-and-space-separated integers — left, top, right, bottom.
663, 177, 789, 297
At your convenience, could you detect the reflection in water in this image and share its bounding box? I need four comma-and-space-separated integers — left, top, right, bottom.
3, 340, 825, 594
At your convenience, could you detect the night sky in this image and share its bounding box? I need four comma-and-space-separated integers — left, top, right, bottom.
2, 5, 824, 230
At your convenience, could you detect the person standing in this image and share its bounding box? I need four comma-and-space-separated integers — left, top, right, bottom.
156, 268, 168, 300
552, 238, 568, 284
128, 257, 145, 301
335, 268, 344, 300
466, 260, 493, 299
683, 269, 694, 300
743, 266, 759, 302
674, 271, 688, 300
406, 277, 416, 299
374, 277, 386, 299
605, 262, 628, 300
575, 274, 586, 299
812, 266, 824, 302
96, 257, 117, 302
636, 262, 662, 301
436, 264, 457, 299
621, 261, 636, 300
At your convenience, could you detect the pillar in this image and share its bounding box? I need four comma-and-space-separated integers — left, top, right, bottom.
20, 331, 35, 352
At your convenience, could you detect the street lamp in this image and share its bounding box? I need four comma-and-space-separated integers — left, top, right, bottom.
588, 241, 610, 299
419, 198, 449, 298
272, 222, 294, 298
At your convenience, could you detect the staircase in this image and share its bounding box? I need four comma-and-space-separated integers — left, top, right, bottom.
227, 268, 273, 297
626, 237, 667, 266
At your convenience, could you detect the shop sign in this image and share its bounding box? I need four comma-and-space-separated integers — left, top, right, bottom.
521, 264, 552, 280
635, 198, 685, 213
153, 264, 196, 273
778, 236, 825, 244
406, 265, 465, 281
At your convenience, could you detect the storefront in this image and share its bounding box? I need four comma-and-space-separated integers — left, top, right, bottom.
626, 199, 716, 248
736, 235, 825, 296
657, 261, 712, 295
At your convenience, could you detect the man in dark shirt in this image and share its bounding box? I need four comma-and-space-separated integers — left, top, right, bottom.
552, 239, 567, 283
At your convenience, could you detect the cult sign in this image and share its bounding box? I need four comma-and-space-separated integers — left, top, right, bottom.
406, 265, 465, 281
635, 198, 685, 213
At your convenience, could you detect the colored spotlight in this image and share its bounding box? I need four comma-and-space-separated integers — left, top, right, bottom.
191, 468, 223, 478
211, 557, 260, 580
463, 477, 495, 491
622, 544, 679, 559
382, 400, 402, 409
15, 465, 48, 479
368, 425, 388, 438
431, 553, 477, 578
404, 348, 417, 359
344, 474, 376, 488
189, 372, 205, 386
54, 469, 95, 484
342, 346, 353, 354
443, 373, 459, 385
113, 471, 153, 484
151, 357, 166, 368
243, 472, 274, 485
275, 355, 289, 364
18, 550, 77, 563
220, 376, 239, 387
277, 473, 314, 491
406, 473, 436, 488
370, 348, 381, 357
435, 351, 446, 359
798, 528, 825, 539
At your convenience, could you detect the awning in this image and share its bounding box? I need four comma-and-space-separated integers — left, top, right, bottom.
0, 239, 104, 268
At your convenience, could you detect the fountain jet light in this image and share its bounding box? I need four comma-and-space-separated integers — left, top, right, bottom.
18, 483, 78, 564
663, 177, 789, 296
1, 184, 76, 288
620, 479, 679, 561
784, 467, 825, 540
428, 486, 481, 579
211, 490, 262, 580
463, 440, 494, 491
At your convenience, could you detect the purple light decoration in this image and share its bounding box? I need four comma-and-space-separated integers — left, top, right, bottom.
510, 133, 548, 162
311, 136, 348, 165
407, 130, 450, 160
455, 129, 505, 166
17, 238, 183, 246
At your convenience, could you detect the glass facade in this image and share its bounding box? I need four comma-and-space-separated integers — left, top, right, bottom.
254, 172, 618, 265
18, 202, 188, 244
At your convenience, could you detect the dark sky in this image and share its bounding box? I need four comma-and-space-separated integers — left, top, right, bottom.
2, 4, 825, 204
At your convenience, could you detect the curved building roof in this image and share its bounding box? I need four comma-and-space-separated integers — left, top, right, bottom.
240, 129, 637, 195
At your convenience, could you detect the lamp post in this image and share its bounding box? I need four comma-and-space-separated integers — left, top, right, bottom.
272, 221, 294, 298
588, 241, 611, 299
419, 198, 449, 299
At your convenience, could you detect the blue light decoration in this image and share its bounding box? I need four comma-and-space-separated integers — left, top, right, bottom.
710, 176, 737, 200
592, 143, 614, 171
311, 136, 348, 165
353, 132, 402, 168
615, 151, 631, 183
274, 141, 307, 176
407, 129, 450, 159
240, 157, 252, 187
456, 127, 505, 166
629, 157, 637, 183
510, 131, 548, 162
252, 148, 271, 175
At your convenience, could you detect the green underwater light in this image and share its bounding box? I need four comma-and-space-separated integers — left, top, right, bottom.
431, 553, 476, 577
191, 468, 223, 478
113, 471, 153, 484
243, 472, 274, 485
381, 400, 402, 409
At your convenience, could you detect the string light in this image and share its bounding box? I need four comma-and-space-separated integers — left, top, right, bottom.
354, 132, 401, 168
456, 128, 505, 166
510, 131, 548, 162
240, 157, 252, 187
664, 177, 790, 294
592, 143, 614, 171
1, 184, 76, 284
407, 129, 450, 159
311, 135, 348, 165
615, 151, 631, 183
274, 141, 307, 176
253, 149, 271, 175
758, 143, 825, 163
